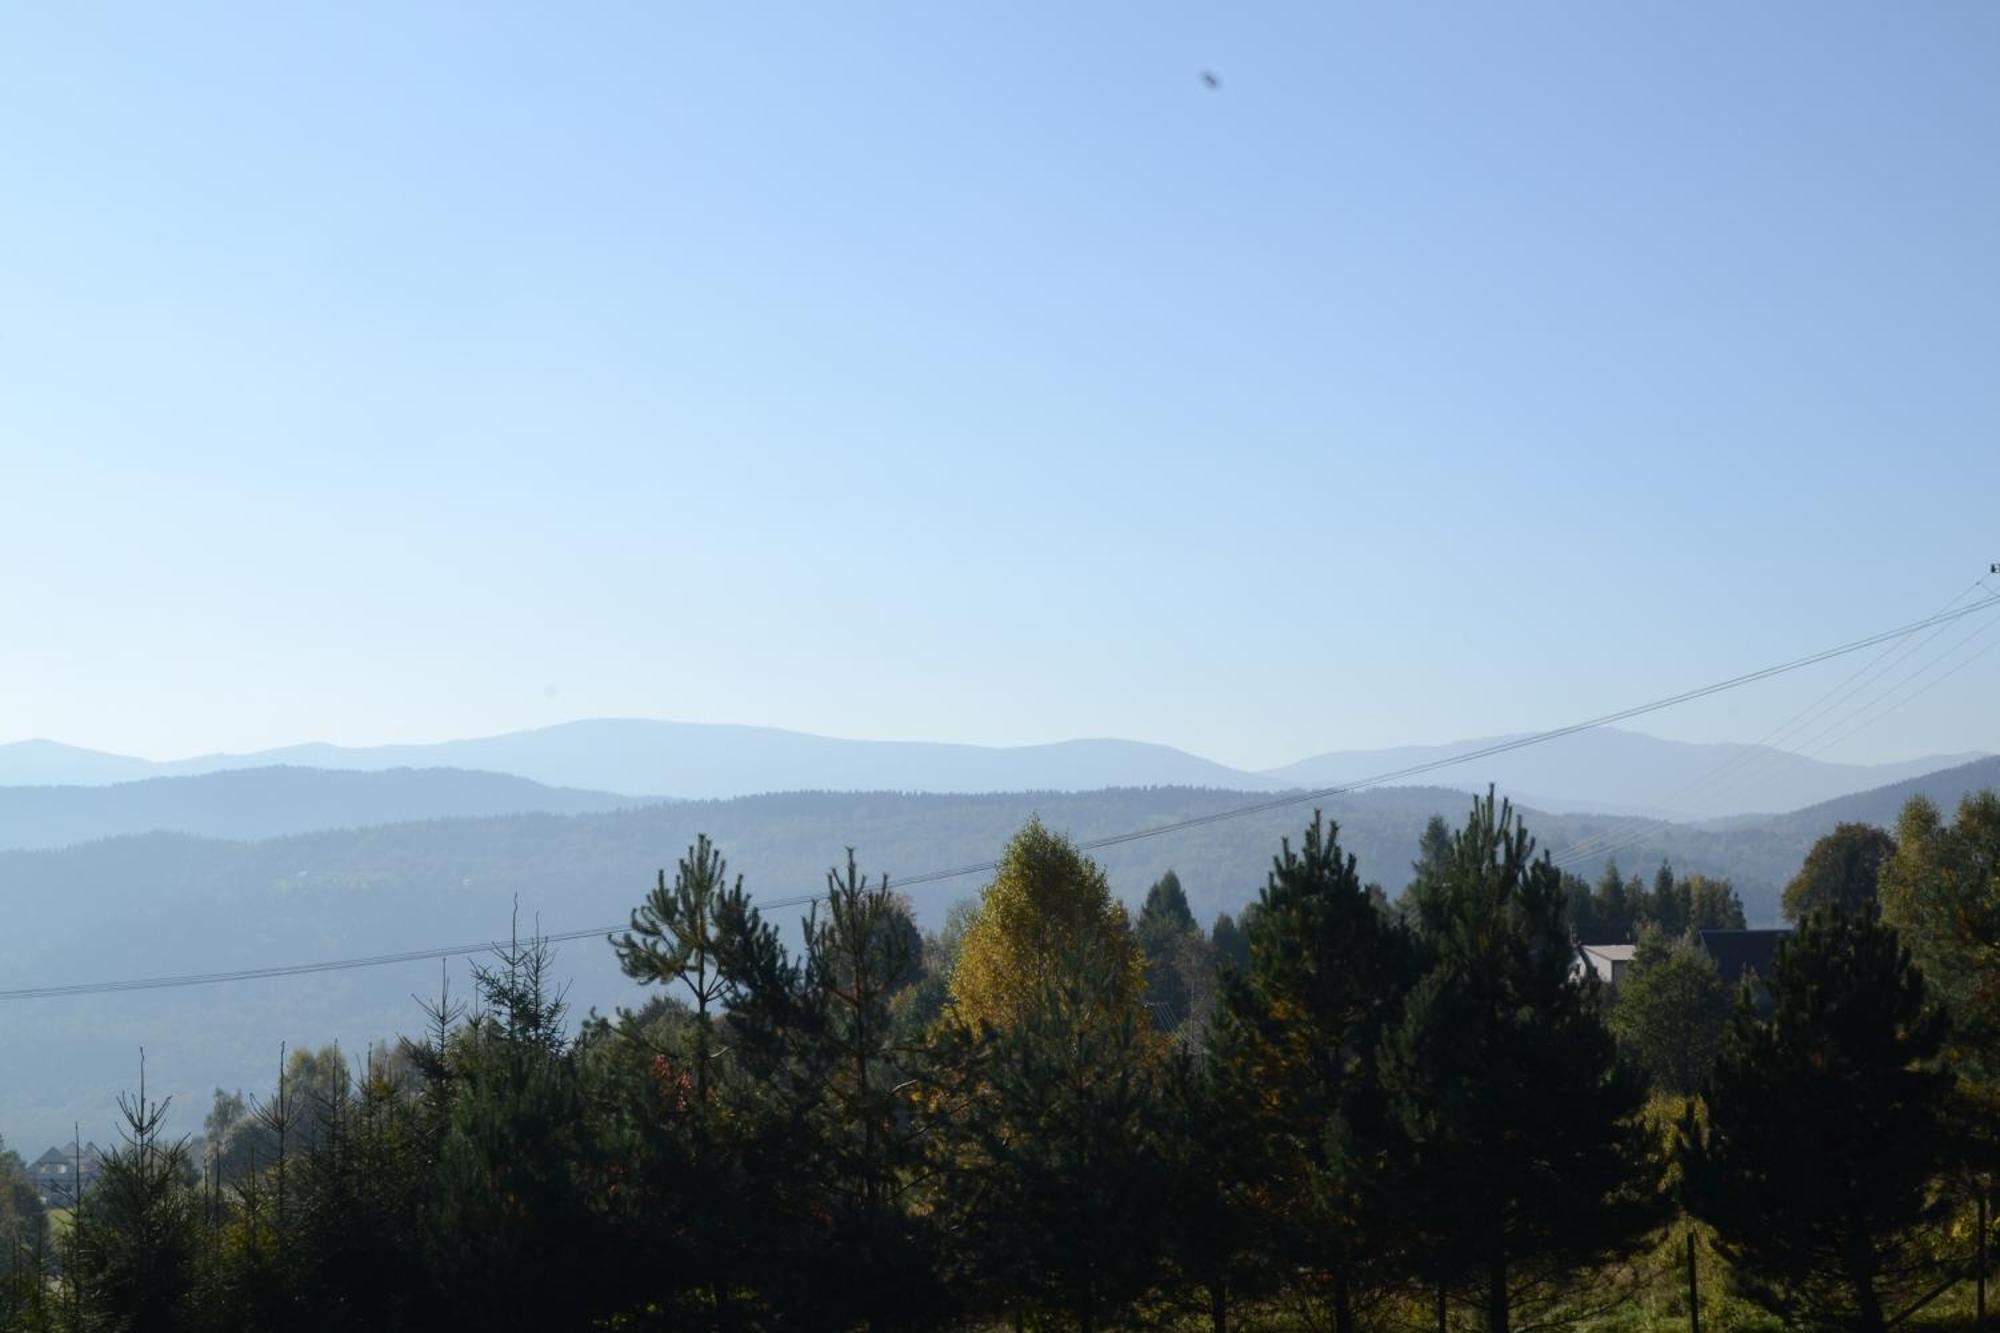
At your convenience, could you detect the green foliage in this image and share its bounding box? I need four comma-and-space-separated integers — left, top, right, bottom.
1881, 792, 2000, 1099
722, 852, 948, 1328
614, 834, 751, 1109
1150, 1047, 1268, 1332
1781, 821, 1897, 923
1687, 904, 1956, 1330
1209, 910, 1249, 973
6, 780, 1864, 1151
1413, 814, 1453, 884
1570, 859, 1747, 943
1137, 870, 1219, 1032
69, 1070, 203, 1333
1215, 812, 1413, 1329
944, 931, 1169, 1332
893, 897, 975, 1037
1381, 791, 1663, 1330
1610, 929, 1731, 1096
35, 803, 2000, 1333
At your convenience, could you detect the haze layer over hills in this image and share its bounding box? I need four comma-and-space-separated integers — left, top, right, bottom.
3, 753, 1999, 1150
0, 720, 1981, 822
0, 718, 1986, 1149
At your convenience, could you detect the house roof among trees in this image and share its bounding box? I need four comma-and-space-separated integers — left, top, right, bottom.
1698, 929, 1790, 988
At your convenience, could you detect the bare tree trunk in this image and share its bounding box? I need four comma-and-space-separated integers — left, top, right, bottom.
1208, 1277, 1228, 1333
1333, 1267, 1355, 1333
1485, 1259, 1508, 1333
1686, 1229, 1701, 1333
1846, 1246, 1886, 1333
1979, 1186, 1989, 1331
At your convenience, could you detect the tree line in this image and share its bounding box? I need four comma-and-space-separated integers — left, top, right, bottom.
0, 788, 1992, 1331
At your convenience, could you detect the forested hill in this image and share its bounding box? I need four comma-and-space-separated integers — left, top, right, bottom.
0, 766, 649, 850
0, 784, 1803, 948
0, 766, 1969, 1149
1710, 754, 2000, 838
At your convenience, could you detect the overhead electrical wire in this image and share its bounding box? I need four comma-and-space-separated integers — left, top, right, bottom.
1549, 576, 1999, 872
4, 590, 1998, 1003
1800, 614, 2000, 758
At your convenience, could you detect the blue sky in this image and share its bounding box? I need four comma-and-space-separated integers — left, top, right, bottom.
3, 3, 1997, 771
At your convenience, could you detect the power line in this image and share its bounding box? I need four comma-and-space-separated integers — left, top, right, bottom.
1548, 574, 1996, 870
4, 591, 1999, 1003
1550, 576, 2000, 873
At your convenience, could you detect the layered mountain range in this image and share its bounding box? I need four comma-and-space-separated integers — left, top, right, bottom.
0, 720, 1991, 1150
0, 719, 1982, 827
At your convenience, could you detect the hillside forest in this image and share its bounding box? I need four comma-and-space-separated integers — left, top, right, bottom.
0, 785, 1992, 1332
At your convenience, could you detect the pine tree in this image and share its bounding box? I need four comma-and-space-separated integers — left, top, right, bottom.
613, 839, 770, 1325
1379, 791, 1661, 1332
721, 852, 947, 1328
947, 930, 1168, 1333
1687, 904, 1956, 1330
1215, 812, 1411, 1333
615, 835, 747, 1113
1152, 1045, 1266, 1333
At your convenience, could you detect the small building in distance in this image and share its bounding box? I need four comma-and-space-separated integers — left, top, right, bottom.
1576, 943, 1638, 988
27, 1143, 104, 1209
1576, 929, 1791, 996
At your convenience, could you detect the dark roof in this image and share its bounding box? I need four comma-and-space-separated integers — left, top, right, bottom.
1698, 929, 1790, 989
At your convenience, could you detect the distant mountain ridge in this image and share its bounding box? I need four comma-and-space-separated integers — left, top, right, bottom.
1264, 728, 1986, 821
0, 766, 650, 852
0, 720, 1982, 822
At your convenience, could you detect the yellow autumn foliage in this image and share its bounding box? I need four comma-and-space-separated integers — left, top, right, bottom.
948, 818, 1146, 1033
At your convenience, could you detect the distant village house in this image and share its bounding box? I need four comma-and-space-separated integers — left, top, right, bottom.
27, 1143, 103, 1208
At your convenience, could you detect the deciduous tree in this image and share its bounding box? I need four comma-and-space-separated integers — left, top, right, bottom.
1781, 822, 1897, 923
950, 819, 1144, 1035
1610, 928, 1731, 1097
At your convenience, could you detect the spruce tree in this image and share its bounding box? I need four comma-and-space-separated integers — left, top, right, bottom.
1137, 869, 1201, 1023
1210, 911, 1250, 974
430, 927, 611, 1333
71, 1060, 204, 1333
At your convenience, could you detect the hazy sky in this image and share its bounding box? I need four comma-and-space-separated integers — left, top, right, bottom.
3, 3, 1997, 772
